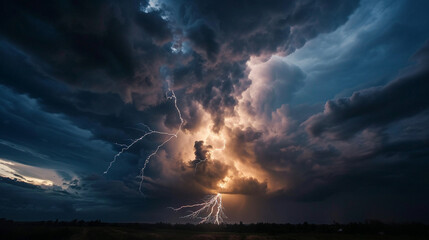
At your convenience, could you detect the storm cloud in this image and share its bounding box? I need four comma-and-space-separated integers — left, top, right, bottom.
1, 0, 429, 224
305, 42, 429, 140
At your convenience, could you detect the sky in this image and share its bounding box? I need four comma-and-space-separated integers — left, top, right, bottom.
0, 0, 428, 224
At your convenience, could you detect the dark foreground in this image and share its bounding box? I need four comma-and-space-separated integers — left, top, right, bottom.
1, 219, 428, 240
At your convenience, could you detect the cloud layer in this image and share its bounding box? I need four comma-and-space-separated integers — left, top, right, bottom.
1, 0, 429, 223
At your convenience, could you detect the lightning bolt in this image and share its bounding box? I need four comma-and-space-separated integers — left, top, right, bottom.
104, 87, 229, 222
104, 89, 184, 193
169, 193, 226, 224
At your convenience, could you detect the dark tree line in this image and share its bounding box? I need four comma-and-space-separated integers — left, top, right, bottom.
1, 218, 428, 236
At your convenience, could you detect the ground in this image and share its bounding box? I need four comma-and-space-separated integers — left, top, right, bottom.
1, 222, 428, 240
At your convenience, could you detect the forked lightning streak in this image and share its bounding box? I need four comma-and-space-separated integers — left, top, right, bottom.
104, 89, 184, 193
169, 193, 226, 224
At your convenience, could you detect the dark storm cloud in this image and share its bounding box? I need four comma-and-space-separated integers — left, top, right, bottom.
228, 127, 262, 163
186, 20, 219, 61
0, 40, 180, 148
271, 136, 429, 203
224, 177, 268, 195
250, 122, 429, 210
190, 140, 211, 163
0, 0, 171, 104
0, 0, 361, 142
304, 42, 429, 140
173, 0, 359, 58
193, 159, 229, 191
289, 0, 429, 105
180, 100, 205, 132
5, 0, 428, 224
135, 10, 172, 44
0, 178, 78, 220
0, 84, 114, 171
166, 0, 359, 131
0, 174, 174, 222
239, 41, 429, 210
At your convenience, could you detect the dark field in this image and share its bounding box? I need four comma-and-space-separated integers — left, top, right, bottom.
1, 220, 428, 240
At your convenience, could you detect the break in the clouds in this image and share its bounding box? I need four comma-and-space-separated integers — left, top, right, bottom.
0, 0, 429, 223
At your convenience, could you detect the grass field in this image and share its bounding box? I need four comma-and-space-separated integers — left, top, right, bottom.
1, 224, 428, 240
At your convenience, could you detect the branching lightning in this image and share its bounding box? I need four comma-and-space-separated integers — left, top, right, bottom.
104, 89, 184, 193
169, 193, 226, 224
104, 87, 229, 223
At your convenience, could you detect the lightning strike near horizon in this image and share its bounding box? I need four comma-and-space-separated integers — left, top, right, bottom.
169, 193, 226, 224
104, 88, 184, 193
